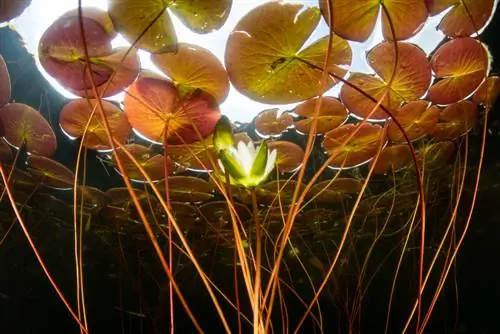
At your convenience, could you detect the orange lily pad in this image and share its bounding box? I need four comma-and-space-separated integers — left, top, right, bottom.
108, 0, 231, 53
151, 43, 229, 103
342, 42, 431, 120
0, 103, 57, 157
124, 72, 221, 145
294, 97, 348, 135
319, 0, 428, 42
59, 98, 132, 150
160, 176, 215, 203
0, 139, 12, 163
0, 0, 31, 23
428, 38, 488, 105
428, 0, 495, 38
113, 144, 172, 182
387, 101, 440, 142
225, 1, 351, 104
167, 135, 218, 172
0, 55, 10, 108
27, 155, 75, 189
198, 201, 251, 226
472, 76, 500, 107
307, 178, 363, 204
323, 123, 387, 169
254, 109, 293, 138
369, 144, 413, 174
267, 140, 305, 173
430, 100, 478, 140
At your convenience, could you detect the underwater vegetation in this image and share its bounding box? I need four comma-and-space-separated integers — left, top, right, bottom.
0, 0, 499, 333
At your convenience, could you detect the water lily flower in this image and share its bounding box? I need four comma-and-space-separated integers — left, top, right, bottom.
218, 140, 277, 188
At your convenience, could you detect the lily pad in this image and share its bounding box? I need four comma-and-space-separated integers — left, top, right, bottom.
158, 176, 215, 203
428, 37, 488, 105
319, 0, 428, 42
254, 109, 293, 138
0, 55, 11, 108
323, 123, 387, 169
167, 135, 219, 172
225, 1, 351, 104
472, 75, 500, 107
387, 101, 439, 142
151, 43, 229, 103
267, 141, 305, 173
0, 103, 57, 157
369, 144, 413, 174
27, 155, 75, 189
113, 144, 172, 182
430, 100, 478, 140
0, 0, 31, 23
294, 96, 348, 135
124, 72, 221, 145
59, 98, 132, 150
307, 178, 363, 204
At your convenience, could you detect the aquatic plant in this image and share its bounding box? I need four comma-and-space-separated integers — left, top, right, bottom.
0, 0, 498, 333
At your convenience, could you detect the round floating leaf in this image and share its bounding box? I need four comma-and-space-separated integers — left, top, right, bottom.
59, 98, 132, 150
387, 101, 439, 142
308, 178, 363, 204
0, 55, 11, 108
294, 96, 348, 135
417, 141, 456, 169
254, 109, 293, 138
27, 155, 75, 189
124, 72, 221, 145
109, 0, 231, 53
38, 9, 115, 92
429, 0, 495, 38
151, 43, 229, 103
473, 75, 500, 106
0, 0, 31, 22
199, 201, 251, 227
319, 0, 428, 42
428, 38, 488, 105
342, 42, 432, 120
68, 47, 141, 99
267, 141, 304, 173
0, 103, 57, 157
166, 202, 199, 231
322, 123, 387, 169
160, 176, 215, 203
225, 1, 351, 104
168, 135, 218, 172
430, 100, 478, 140
370, 144, 413, 174
113, 144, 172, 182
76, 186, 110, 210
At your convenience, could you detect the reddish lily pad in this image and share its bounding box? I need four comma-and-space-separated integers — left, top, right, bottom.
108, 0, 231, 53
323, 123, 387, 169
472, 76, 500, 106
38, 9, 115, 92
387, 101, 440, 142
151, 43, 229, 103
319, 0, 428, 42
198, 201, 251, 227
124, 72, 221, 145
369, 144, 413, 174
0, 139, 12, 163
342, 42, 432, 120
59, 98, 132, 150
113, 144, 173, 182
254, 109, 293, 138
27, 155, 75, 189
267, 141, 305, 173
0, 0, 31, 23
307, 178, 363, 204
430, 100, 478, 140
428, 0, 495, 38
0, 55, 10, 108
428, 38, 488, 105
0, 103, 57, 157
225, 1, 352, 104
294, 97, 348, 135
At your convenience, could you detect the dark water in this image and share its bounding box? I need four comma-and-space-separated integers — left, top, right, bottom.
0, 8, 500, 334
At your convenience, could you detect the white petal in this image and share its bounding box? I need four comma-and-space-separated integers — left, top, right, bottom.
264, 149, 278, 177
246, 141, 256, 159
236, 141, 253, 175
217, 159, 226, 174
